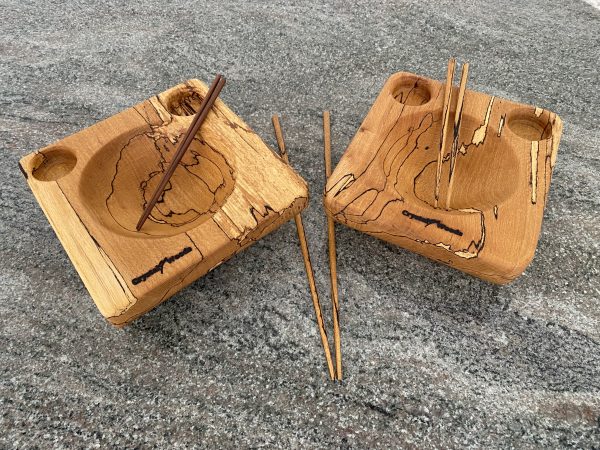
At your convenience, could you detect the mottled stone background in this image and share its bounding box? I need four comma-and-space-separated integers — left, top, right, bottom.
1, 0, 599, 447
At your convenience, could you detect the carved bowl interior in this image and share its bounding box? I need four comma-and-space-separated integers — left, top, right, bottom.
79, 127, 235, 237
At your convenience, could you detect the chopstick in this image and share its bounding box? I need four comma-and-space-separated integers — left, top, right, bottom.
445, 62, 469, 209
136, 74, 225, 231
323, 111, 342, 381
271, 114, 336, 381
434, 58, 456, 208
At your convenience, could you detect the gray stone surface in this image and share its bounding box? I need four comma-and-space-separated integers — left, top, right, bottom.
1, 0, 599, 447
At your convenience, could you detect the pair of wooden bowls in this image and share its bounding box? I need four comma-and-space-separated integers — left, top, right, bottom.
19, 72, 562, 325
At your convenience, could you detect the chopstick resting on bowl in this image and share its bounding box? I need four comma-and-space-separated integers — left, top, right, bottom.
445, 62, 469, 209
434, 58, 456, 209
136, 74, 225, 231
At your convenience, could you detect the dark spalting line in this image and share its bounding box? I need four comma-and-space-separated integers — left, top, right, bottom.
105, 103, 228, 231
412, 159, 436, 205
394, 80, 429, 106
131, 246, 193, 285
385, 113, 435, 178
339, 198, 405, 227
392, 114, 438, 193
327, 94, 412, 196
18, 162, 28, 179
337, 113, 437, 223
136, 102, 207, 222
330, 174, 355, 197
169, 82, 259, 150
338, 187, 384, 218
148, 138, 230, 224
249, 204, 276, 222
541, 114, 553, 140
402, 209, 463, 236
211, 107, 260, 153
497, 114, 506, 137
157, 233, 205, 302
53, 181, 138, 311
104, 125, 153, 232
329, 83, 442, 209
328, 83, 491, 259
474, 210, 486, 254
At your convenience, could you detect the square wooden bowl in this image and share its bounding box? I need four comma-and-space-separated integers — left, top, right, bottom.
20, 80, 308, 325
324, 72, 562, 284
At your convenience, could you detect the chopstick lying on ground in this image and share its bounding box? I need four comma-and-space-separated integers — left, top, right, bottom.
272, 114, 336, 381
136, 74, 225, 231
323, 111, 342, 381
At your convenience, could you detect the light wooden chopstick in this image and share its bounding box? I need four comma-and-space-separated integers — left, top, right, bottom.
434, 58, 456, 208
271, 115, 336, 381
323, 111, 342, 381
446, 62, 470, 209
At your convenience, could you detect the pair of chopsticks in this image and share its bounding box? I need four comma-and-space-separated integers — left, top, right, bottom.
136, 74, 226, 231
434, 58, 470, 209
272, 114, 343, 381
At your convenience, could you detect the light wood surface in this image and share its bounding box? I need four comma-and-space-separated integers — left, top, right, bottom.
20, 80, 309, 325
272, 115, 335, 381
323, 70, 562, 284
323, 111, 342, 381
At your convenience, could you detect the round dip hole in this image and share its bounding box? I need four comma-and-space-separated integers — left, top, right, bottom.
31, 147, 77, 181
164, 88, 205, 116
392, 77, 432, 106
507, 108, 553, 141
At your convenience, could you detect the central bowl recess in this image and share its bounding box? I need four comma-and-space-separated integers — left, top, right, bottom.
413, 114, 519, 210
79, 127, 235, 237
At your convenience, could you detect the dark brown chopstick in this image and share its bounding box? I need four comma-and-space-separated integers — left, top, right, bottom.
136, 74, 225, 231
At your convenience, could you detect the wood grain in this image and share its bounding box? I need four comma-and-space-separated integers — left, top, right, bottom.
323, 71, 562, 284
20, 80, 309, 325
272, 115, 335, 381
323, 111, 342, 381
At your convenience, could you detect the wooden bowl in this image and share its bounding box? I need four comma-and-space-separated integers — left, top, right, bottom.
324, 72, 562, 284
20, 80, 308, 325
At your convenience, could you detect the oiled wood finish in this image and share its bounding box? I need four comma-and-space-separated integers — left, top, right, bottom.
323, 71, 562, 284
272, 115, 335, 381
323, 111, 342, 381
20, 80, 309, 325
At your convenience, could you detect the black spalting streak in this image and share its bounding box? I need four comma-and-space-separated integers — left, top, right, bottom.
132, 246, 193, 285
18, 162, 28, 179
402, 209, 463, 237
